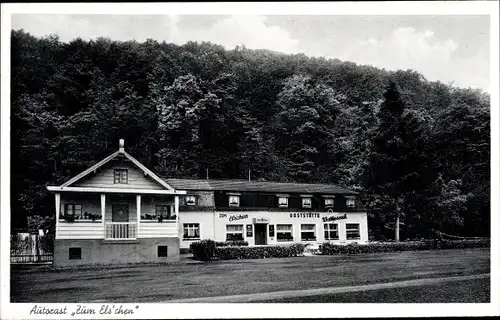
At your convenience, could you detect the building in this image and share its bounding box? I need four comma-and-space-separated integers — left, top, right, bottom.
46, 140, 186, 267
167, 178, 368, 252
47, 139, 368, 267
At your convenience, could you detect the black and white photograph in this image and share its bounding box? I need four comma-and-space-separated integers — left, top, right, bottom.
1, 1, 499, 319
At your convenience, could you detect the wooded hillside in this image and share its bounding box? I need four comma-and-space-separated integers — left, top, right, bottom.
10, 29, 490, 239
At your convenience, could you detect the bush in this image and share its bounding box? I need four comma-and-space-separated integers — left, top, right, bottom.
215, 243, 306, 260
215, 240, 249, 247
320, 239, 490, 255
438, 238, 490, 249
189, 239, 216, 262
189, 240, 248, 255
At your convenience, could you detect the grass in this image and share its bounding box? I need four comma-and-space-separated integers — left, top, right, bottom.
10, 248, 490, 303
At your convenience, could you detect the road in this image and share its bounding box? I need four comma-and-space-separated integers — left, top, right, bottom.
10, 248, 490, 303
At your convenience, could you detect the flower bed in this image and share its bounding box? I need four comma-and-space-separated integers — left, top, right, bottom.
320, 239, 490, 255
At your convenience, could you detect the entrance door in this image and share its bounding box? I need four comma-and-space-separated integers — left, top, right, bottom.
111, 204, 129, 238
254, 224, 267, 245
112, 204, 129, 222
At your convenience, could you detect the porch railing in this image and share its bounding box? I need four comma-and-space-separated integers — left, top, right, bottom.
105, 222, 137, 240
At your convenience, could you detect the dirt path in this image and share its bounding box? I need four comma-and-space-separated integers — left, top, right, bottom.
164, 273, 490, 303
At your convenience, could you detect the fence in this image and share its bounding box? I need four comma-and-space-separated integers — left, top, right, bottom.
11, 232, 53, 264
105, 222, 137, 239
11, 253, 53, 264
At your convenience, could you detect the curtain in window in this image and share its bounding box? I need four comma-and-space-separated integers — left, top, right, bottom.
226, 225, 243, 232
277, 224, 292, 231
301, 224, 315, 231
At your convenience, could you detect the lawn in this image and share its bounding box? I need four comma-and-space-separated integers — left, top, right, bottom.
10, 248, 490, 303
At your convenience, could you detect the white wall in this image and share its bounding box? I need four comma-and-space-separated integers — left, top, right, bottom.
178, 211, 216, 249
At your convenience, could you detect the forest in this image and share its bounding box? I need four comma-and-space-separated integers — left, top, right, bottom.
10, 29, 491, 240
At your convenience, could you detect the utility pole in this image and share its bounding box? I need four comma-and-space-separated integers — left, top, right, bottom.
206, 169, 209, 180
248, 169, 251, 182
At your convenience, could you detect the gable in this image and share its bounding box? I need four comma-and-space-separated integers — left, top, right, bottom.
72, 159, 164, 190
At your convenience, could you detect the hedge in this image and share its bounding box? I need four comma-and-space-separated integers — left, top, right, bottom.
215, 244, 306, 260
319, 239, 490, 255
190, 239, 217, 262
437, 239, 490, 249
189, 240, 248, 253
190, 241, 306, 261
190, 239, 489, 261
215, 240, 249, 247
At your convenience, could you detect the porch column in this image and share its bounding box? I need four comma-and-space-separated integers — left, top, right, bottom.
55, 193, 61, 238
101, 194, 106, 237
175, 195, 180, 233
136, 195, 141, 237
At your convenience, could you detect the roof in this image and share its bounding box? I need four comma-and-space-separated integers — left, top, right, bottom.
50, 139, 175, 191
163, 178, 358, 195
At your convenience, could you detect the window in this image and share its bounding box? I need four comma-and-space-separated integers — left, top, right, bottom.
185, 195, 196, 206
346, 196, 356, 208
246, 224, 253, 237
278, 197, 288, 208
229, 195, 240, 207
183, 223, 200, 240
276, 224, 293, 241
69, 247, 81, 260
114, 169, 128, 184
64, 204, 82, 220
155, 205, 174, 220
346, 223, 360, 240
324, 198, 334, 208
269, 225, 275, 237
226, 224, 244, 241
301, 224, 316, 241
302, 197, 312, 208
157, 246, 168, 257
324, 223, 339, 240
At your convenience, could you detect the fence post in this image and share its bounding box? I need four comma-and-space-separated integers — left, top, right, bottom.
35, 234, 41, 262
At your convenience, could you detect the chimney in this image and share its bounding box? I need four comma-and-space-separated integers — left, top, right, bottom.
119, 139, 125, 153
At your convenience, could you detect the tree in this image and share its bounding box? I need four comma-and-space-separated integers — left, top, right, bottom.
365, 82, 432, 241
273, 75, 346, 182
153, 73, 238, 178
432, 89, 490, 236
10, 30, 490, 239
432, 177, 468, 236
331, 100, 378, 191
27, 215, 55, 256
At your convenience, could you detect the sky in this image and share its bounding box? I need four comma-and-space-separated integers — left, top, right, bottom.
11, 14, 491, 91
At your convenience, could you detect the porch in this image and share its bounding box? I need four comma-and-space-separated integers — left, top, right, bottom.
54, 192, 181, 240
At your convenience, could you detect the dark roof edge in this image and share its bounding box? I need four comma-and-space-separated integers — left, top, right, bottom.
164, 177, 359, 195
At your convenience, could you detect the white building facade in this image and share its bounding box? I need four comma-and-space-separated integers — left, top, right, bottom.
164, 179, 369, 251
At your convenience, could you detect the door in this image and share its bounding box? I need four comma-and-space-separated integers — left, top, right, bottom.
254, 224, 267, 245
111, 204, 129, 238
112, 204, 129, 222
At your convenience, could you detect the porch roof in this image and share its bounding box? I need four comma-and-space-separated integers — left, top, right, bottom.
46, 186, 186, 195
